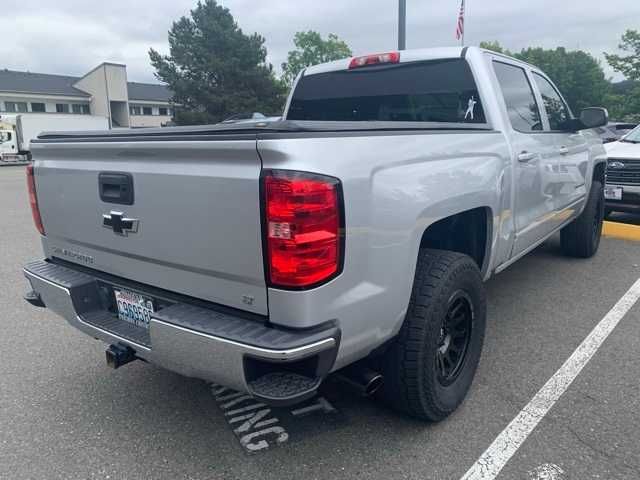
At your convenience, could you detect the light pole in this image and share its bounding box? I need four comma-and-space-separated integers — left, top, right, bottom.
398, 0, 406, 50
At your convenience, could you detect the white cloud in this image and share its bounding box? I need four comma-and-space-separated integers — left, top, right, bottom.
4, 0, 639, 83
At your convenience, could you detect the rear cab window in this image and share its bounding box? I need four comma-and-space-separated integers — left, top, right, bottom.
492, 61, 542, 133
287, 58, 486, 125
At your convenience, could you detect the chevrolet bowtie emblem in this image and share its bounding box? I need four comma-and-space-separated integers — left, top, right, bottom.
103, 211, 139, 236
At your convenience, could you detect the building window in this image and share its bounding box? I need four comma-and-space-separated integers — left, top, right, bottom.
56, 103, 70, 113
159, 107, 168, 116
72, 104, 90, 114
6, 102, 28, 113
142, 106, 153, 116
130, 106, 141, 115
31, 102, 46, 113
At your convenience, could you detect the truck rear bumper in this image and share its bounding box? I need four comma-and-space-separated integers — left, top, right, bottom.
23, 260, 339, 406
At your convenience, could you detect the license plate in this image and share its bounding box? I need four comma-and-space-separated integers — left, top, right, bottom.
114, 288, 154, 329
605, 186, 623, 201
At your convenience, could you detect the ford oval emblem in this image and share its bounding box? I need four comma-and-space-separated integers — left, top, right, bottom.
608, 161, 625, 169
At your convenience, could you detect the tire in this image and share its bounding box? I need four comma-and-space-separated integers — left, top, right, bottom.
560, 180, 604, 258
378, 249, 486, 422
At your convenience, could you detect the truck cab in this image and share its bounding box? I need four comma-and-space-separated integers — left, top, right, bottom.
0, 123, 22, 163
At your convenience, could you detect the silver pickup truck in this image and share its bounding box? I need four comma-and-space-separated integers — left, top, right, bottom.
23, 47, 608, 421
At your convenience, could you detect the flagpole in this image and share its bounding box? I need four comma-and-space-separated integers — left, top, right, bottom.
398, 0, 407, 50
462, 0, 465, 47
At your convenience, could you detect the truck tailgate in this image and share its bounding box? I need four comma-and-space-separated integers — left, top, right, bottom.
32, 139, 268, 315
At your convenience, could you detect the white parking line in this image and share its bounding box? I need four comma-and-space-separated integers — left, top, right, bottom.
461, 278, 640, 480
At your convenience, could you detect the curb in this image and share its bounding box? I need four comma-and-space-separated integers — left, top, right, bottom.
602, 221, 640, 242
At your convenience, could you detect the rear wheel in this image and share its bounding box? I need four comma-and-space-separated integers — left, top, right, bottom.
378, 249, 486, 421
560, 180, 604, 258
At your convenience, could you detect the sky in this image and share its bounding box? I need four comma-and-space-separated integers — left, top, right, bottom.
3, 0, 639, 84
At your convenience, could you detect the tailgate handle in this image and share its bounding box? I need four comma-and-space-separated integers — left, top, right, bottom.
99, 172, 134, 205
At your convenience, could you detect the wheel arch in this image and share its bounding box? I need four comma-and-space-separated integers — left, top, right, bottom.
593, 159, 606, 184
418, 206, 493, 278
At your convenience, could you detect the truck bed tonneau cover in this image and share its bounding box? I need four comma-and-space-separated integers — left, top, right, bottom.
33, 120, 494, 142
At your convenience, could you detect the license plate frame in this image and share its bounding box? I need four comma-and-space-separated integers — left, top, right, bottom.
114, 288, 155, 330
604, 186, 623, 201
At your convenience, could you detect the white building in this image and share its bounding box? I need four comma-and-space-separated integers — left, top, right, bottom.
0, 62, 175, 128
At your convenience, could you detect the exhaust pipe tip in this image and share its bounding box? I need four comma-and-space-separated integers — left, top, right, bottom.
334, 364, 384, 397
363, 373, 384, 396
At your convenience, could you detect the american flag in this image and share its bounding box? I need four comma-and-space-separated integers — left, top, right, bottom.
455, 0, 465, 41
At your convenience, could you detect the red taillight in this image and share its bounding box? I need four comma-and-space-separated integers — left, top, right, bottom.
263, 170, 342, 289
26, 164, 45, 235
349, 51, 400, 69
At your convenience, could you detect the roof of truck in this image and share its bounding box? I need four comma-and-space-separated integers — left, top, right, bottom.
303, 47, 466, 76
302, 46, 539, 77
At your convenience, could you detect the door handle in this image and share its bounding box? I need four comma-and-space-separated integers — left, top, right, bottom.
99, 172, 134, 205
517, 151, 537, 163
558, 146, 570, 155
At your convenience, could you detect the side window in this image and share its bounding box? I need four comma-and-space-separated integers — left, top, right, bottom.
532, 73, 571, 131
493, 62, 542, 132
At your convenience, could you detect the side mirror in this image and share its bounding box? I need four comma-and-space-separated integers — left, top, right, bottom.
579, 107, 608, 129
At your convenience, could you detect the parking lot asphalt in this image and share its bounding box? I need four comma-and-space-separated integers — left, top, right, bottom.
1, 165, 640, 480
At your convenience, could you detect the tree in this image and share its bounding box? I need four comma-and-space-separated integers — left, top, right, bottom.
604, 80, 640, 123
479, 41, 510, 55
604, 89, 640, 123
516, 48, 610, 112
149, 0, 286, 125
604, 30, 640, 122
281, 31, 352, 86
479, 42, 610, 113
605, 29, 640, 81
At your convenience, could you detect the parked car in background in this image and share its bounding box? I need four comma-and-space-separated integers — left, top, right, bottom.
222, 112, 281, 124
605, 124, 640, 215
596, 122, 638, 144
